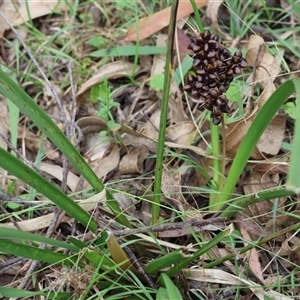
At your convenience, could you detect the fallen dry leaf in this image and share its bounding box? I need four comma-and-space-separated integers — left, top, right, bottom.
166, 121, 195, 145
242, 172, 279, 224
246, 35, 282, 108
84, 143, 120, 189
223, 107, 257, 159
40, 163, 79, 193
119, 145, 149, 175
253, 113, 287, 159
239, 225, 264, 282
151, 33, 167, 78
76, 61, 141, 97
125, 0, 207, 42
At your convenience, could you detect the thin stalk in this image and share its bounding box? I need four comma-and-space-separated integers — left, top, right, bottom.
209, 116, 222, 210
152, 0, 179, 226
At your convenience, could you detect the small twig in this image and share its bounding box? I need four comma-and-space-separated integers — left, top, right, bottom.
0, 257, 25, 275
110, 217, 225, 236
68, 60, 77, 139
124, 245, 155, 288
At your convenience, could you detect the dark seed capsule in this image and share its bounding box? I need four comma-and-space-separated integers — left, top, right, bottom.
196, 68, 206, 75
213, 115, 222, 125
203, 98, 213, 111
234, 49, 242, 58
204, 43, 209, 52
196, 75, 203, 82
195, 81, 202, 89
193, 58, 201, 68
226, 68, 234, 76
207, 50, 216, 58
193, 45, 201, 52
208, 73, 217, 80
183, 84, 192, 91
200, 91, 209, 97
209, 82, 217, 88
233, 56, 241, 64
215, 60, 223, 67
233, 66, 241, 74
211, 61, 218, 69
213, 105, 222, 116
202, 30, 211, 40
239, 58, 248, 68
221, 104, 231, 113
187, 42, 195, 50
206, 64, 215, 73
226, 59, 233, 66
197, 50, 206, 58
218, 95, 228, 103
211, 34, 219, 41
209, 88, 219, 99
187, 74, 196, 83
218, 74, 227, 82
208, 39, 217, 47
215, 98, 223, 107
191, 89, 199, 98
196, 36, 204, 44
219, 85, 226, 93
223, 48, 231, 56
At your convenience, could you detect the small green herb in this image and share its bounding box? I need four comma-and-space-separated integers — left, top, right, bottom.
90, 77, 121, 138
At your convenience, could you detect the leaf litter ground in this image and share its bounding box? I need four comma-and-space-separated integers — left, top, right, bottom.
0, 1, 300, 299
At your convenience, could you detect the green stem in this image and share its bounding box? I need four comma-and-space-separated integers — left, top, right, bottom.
209, 116, 222, 210
152, 0, 179, 226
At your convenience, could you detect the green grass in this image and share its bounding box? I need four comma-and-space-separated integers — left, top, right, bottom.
0, 0, 300, 299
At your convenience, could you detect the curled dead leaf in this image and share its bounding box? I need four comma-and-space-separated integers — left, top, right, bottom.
76, 61, 141, 97
119, 145, 149, 175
